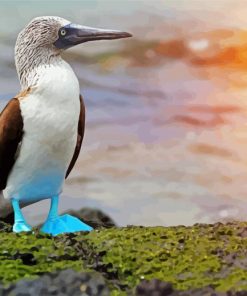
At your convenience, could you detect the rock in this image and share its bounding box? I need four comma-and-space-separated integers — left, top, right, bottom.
65, 208, 116, 229
136, 279, 174, 296
0, 220, 12, 232
0, 213, 14, 225
179, 285, 225, 296
0, 269, 109, 296
135, 281, 247, 296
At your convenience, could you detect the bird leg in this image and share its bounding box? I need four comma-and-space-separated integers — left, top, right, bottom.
11, 198, 32, 232
41, 195, 93, 236
44, 194, 59, 221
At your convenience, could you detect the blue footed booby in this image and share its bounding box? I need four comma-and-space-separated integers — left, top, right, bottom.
0, 16, 131, 235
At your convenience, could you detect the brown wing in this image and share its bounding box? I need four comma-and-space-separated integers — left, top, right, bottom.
0, 98, 23, 190
65, 95, 85, 178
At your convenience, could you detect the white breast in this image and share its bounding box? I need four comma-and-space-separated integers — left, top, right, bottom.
3, 61, 80, 201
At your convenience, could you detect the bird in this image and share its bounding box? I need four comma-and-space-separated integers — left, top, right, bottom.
0, 16, 131, 236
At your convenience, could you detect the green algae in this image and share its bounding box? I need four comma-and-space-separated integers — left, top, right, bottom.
0, 222, 247, 293
82, 222, 247, 293
0, 231, 85, 284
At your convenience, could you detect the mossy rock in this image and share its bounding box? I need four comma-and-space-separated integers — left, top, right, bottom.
0, 221, 247, 295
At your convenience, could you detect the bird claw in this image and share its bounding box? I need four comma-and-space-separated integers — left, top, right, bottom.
13, 221, 32, 233
40, 214, 93, 236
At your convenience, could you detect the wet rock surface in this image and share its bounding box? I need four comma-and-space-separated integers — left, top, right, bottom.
136, 279, 247, 296
136, 279, 174, 295
0, 269, 109, 296
0, 220, 12, 232
65, 208, 116, 229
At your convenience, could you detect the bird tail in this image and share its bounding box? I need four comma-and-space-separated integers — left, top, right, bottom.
0, 191, 14, 222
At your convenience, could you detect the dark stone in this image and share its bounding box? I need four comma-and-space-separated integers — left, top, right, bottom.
234, 292, 247, 296
0, 220, 12, 232
179, 286, 247, 296
134, 281, 247, 296
65, 207, 116, 229
237, 227, 247, 238
12, 252, 37, 265
179, 285, 223, 296
0, 213, 14, 225
0, 269, 109, 296
136, 279, 174, 296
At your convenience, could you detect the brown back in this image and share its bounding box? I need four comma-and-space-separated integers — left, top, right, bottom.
65, 95, 85, 178
0, 98, 23, 190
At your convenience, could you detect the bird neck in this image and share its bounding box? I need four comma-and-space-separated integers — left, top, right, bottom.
15, 46, 62, 90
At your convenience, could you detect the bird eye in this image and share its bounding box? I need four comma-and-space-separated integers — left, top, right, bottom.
60, 29, 67, 36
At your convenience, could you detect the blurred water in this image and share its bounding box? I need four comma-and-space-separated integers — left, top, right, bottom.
2, 1, 247, 226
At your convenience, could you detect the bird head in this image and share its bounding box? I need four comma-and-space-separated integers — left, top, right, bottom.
16, 16, 132, 52
15, 16, 132, 87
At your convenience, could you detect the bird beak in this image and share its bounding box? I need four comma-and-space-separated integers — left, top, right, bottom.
54, 23, 132, 50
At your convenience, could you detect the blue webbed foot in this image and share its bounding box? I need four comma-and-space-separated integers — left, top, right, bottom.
13, 221, 32, 233
41, 214, 93, 236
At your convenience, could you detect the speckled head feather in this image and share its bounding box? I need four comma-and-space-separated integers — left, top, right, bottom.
15, 16, 131, 90
15, 16, 70, 89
